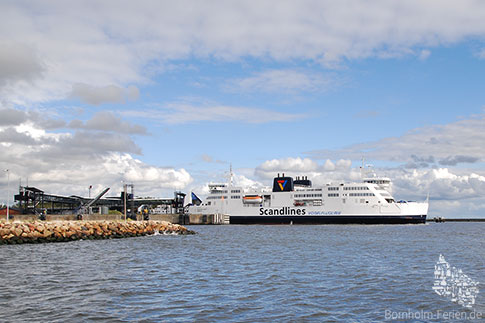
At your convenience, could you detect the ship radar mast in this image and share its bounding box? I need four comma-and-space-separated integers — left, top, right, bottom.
360, 157, 392, 194
360, 157, 364, 179
229, 163, 234, 187
360, 157, 375, 179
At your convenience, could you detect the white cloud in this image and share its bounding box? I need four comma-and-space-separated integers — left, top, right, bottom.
70, 83, 140, 105
323, 159, 335, 171
0, 107, 66, 129
18, 152, 192, 197
388, 168, 485, 207
0, 42, 44, 86
0, 108, 29, 126
229, 69, 336, 93
353, 109, 380, 119
201, 154, 226, 164
69, 111, 147, 135
1, 1, 485, 216
106, 153, 192, 190
0, 108, 191, 197
233, 174, 265, 191
419, 49, 431, 60
1, 140, 192, 198
123, 103, 305, 124
336, 159, 352, 169
254, 157, 355, 181
475, 48, 485, 59
256, 157, 319, 178
2, 1, 485, 104
307, 113, 485, 166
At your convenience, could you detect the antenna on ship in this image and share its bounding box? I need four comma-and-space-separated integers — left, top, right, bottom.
360, 157, 365, 179
229, 163, 234, 187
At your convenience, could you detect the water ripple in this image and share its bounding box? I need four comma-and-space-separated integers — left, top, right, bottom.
1, 223, 484, 322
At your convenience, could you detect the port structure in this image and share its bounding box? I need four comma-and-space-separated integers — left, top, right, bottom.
14, 185, 186, 219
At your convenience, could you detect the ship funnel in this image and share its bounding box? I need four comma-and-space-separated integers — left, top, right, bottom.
272, 174, 294, 192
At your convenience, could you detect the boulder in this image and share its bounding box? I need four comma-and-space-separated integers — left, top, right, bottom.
0, 220, 195, 244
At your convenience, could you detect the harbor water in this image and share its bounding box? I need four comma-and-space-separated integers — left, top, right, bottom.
1, 223, 484, 322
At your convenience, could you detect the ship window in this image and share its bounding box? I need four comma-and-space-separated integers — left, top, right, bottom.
328, 193, 339, 197
349, 193, 374, 197
295, 193, 323, 198
328, 187, 339, 191
344, 186, 370, 191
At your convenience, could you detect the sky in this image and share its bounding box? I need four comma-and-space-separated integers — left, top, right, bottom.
1, 0, 485, 218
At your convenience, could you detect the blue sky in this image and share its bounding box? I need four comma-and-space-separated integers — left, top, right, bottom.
61, 45, 484, 166
1, 1, 485, 217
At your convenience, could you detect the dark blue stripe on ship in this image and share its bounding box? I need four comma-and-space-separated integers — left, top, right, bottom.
229, 215, 427, 224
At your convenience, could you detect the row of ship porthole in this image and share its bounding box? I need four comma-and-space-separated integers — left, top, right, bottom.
328, 193, 375, 197
207, 192, 376, 199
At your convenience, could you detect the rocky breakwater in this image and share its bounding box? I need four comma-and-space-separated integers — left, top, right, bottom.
0, 220, 195, 245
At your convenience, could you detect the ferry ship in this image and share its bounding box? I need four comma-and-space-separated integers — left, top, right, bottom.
188, 169, 428, 224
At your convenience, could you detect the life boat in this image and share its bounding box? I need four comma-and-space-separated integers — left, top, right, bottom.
242, 195, 263, 204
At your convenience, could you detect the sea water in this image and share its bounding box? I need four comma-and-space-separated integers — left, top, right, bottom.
1, 223, 484, 322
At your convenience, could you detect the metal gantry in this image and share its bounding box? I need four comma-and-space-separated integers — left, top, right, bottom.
13, 184, 183, 218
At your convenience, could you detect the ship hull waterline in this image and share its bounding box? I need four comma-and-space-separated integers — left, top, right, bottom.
229, 215, 427, 225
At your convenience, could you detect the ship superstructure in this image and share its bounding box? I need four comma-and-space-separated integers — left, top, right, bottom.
188, 170, 428, 224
